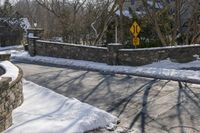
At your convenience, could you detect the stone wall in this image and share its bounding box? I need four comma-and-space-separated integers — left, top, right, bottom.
0, 65, 23, 132
118, 45, 200, 66
28, 37, 200, 66
34, 40, 109, 63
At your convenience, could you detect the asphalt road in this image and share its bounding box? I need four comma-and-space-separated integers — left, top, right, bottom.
15, 62, 200, 133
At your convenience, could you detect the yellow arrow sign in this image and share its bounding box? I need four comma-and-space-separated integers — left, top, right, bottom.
133, 37, 140, 46
130, 21, 141, 37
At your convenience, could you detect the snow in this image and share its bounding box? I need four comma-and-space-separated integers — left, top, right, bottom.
119, 44, 200, 51
0, 45, 23, 51
0, 61, 19, 81
0, 17, 30, 32
144, 59, 200, 69
115, 10, 132, 18
11, 51, 200, 84
37, 40, 107, 50
147, 0, 163, 9
4, 80, 118, 133
28, 33, 34, 38
1, 45, 200, 84
20, 18, 31, 32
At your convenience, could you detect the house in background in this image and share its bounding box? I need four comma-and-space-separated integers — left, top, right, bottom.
0, 17, 31, 47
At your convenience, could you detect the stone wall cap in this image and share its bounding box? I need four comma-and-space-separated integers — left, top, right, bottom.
28, 36, 40, 39
0, 53, 11, 61
119, 44, 200, 52
0, 61, 19, 82
27, 28, 44, 31
108, 43, 123, 46
0, 77, 12, 82
0, 51, 10, 54
36, 40, 108, 50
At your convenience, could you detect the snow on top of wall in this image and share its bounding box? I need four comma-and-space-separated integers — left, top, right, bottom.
0, 61, 19, 81
4, 80, 118, 133
119, 44, 200, 52
37, 40, 107, 50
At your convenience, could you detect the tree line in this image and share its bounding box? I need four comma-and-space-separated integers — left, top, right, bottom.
1, 0, 200, 47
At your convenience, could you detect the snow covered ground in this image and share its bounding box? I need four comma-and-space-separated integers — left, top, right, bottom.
0, 45, 23, 51
11, 51, 200, 70
4, 80, 118, 133
10, 51, 200, 84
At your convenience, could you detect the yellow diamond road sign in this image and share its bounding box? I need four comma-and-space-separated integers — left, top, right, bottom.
130, 21, 141, 37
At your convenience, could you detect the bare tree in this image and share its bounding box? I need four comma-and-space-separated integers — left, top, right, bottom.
141, 0, 167, 46
92, 0, 118, 45
35, 0, 87, 43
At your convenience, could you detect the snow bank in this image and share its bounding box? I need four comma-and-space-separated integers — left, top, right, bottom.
12, 51, 200, 84
12, 51, 200, 70
4, 80, 118, 133
144, 59, 200, 69
0, 61, 19, 81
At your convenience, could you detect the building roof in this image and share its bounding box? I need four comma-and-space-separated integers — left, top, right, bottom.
0, 17, 31, 32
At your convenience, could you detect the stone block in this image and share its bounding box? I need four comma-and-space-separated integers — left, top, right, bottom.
107, 43, 123, 65
0, 117, 5, 132
5, 112, 12, 129
0, 54, 11, 61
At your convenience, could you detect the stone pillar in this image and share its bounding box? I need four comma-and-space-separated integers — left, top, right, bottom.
27, 28, 44, 39
107, 43, 123, 65
27, 28, 43, 53
28, 37, 39, 56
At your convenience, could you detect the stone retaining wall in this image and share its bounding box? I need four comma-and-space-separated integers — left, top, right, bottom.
34, 40, 108, 63
0, 65, 23, 132
28, 37, 200, 66
118, 45, 200, 66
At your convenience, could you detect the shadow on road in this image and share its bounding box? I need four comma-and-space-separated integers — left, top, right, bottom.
18, 62, 200, 133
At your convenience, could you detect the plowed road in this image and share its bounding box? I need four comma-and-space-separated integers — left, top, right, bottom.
15, 62, 200, 133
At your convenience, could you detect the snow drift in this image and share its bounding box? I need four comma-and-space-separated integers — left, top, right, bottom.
4, 80, 118, 133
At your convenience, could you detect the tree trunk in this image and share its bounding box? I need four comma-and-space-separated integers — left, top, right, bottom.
152, 12, 167, 46
119, 1, 124, 44
141, 0, 167, 46
172, 0, 181, 45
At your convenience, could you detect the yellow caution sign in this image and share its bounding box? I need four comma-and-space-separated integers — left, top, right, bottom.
130, 21, 141, 37
133, 37, 140, 46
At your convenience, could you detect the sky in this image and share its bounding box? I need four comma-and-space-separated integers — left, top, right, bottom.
0, 0, 17, 5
